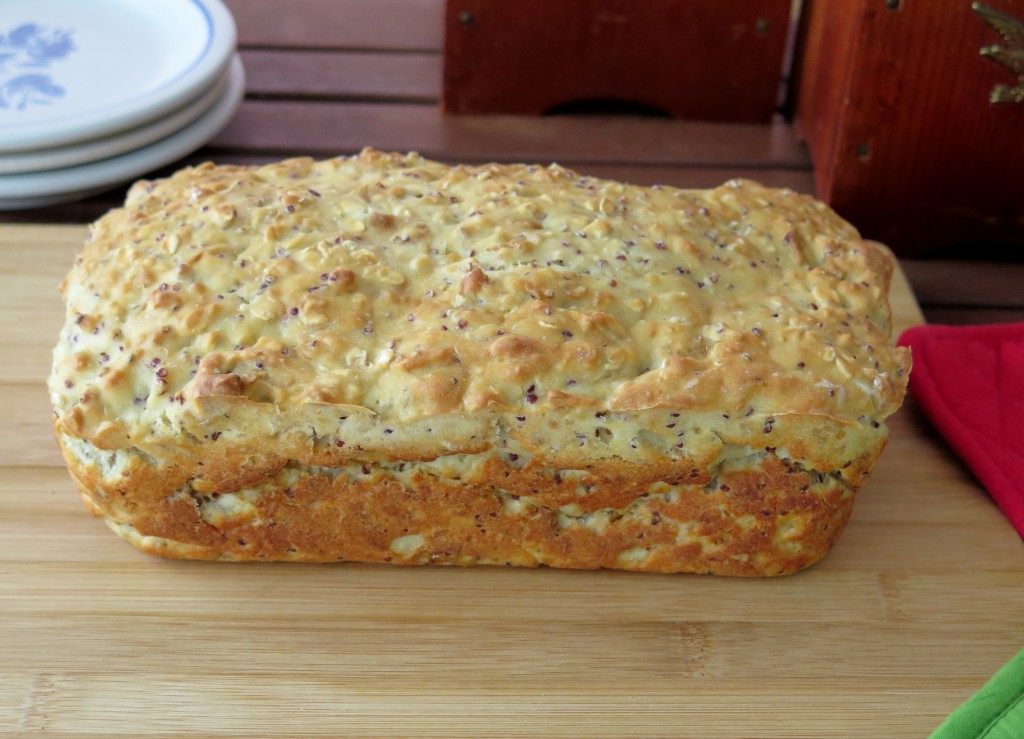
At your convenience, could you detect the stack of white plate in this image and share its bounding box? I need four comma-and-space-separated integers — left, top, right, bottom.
0, 0, 243, 210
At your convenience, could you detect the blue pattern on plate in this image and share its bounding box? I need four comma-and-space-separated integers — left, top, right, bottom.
0, 24, 76, 110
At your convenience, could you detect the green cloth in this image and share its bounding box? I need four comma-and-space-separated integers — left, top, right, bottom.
931, 649, 1024, 739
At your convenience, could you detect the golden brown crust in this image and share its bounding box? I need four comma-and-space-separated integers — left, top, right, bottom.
49, 149, 910, 575
73, 440, 859, 576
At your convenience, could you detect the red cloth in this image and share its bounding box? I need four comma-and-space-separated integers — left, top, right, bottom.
897, 323, 1024, 538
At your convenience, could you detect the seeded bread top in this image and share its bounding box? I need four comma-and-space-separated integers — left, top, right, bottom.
49, 149, 909, 473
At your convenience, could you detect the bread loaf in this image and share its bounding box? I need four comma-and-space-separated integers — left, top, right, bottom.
49, 149, 910, 575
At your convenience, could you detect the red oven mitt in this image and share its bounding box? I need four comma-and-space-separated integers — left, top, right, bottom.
897, 323, 1024, 538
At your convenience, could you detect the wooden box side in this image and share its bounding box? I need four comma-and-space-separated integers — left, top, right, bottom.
794, 0, 1024, 257
791, 0, 866, 201
443, 0, 793, 123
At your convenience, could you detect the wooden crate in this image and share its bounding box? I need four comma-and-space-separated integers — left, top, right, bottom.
443, 0, 793, 122
794, 0, 1024, 257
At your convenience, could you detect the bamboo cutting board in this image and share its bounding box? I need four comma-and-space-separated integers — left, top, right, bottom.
2, 225, 1022, 737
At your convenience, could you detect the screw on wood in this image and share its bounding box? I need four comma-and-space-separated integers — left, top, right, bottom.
755, 18, 771, 33
458, 10, 475, 26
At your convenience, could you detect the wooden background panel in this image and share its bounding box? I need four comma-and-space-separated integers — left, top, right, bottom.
225, 0, 445, 51
209, 103, 811, 165
241, 50, 442, 101
901, 261, 1024, 309
901, 260, 1024, 325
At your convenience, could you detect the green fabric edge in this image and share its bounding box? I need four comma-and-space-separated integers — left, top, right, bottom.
930, 648, 1024, 739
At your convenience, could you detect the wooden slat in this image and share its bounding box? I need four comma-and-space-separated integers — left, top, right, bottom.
241, 49, 441, 101
901, 260, 1024, 308
919, 306, 1024, 326
211, 101, 812, 166
225, 0, 445, 52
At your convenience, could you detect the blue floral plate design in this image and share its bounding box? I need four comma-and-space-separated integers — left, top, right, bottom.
0, 0, 235, 153
0, 54, 244, 208
0, 23, 76, 111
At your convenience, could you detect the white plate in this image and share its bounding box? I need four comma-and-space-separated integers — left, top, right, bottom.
0, 64, 231, 174
0, 0, 236, 153
0, 54, 244, 209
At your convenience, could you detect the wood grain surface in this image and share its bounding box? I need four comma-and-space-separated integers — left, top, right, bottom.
2, 225, 1022, 737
